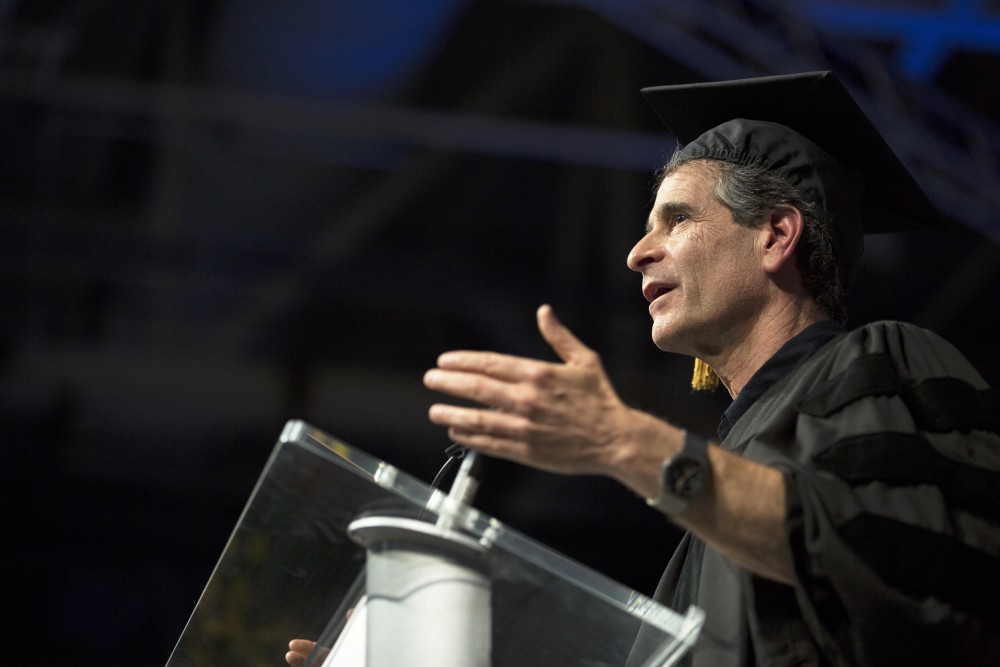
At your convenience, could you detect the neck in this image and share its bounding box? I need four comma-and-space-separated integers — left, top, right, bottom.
705, 300, 827, 399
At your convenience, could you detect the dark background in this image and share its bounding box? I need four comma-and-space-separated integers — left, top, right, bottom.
3, 1, 999, 665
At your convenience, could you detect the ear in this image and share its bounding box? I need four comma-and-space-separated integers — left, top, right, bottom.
759, 205, 804, 274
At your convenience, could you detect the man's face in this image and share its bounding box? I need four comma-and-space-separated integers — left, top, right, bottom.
627, 161, 766, 356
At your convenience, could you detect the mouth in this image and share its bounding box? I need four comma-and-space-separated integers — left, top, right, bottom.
643, 282, 675, 304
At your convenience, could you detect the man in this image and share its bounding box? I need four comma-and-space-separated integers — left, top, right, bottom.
421, 72, 1000, 665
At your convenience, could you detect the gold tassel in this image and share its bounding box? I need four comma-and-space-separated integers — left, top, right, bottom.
691, 357, 719, 392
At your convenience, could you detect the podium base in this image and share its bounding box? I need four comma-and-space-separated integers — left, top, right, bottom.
348, 516, 491, 667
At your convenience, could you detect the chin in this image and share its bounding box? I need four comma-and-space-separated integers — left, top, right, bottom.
651, 326, 683, 354
653, 338, 683, 355
650, 318, 704, 357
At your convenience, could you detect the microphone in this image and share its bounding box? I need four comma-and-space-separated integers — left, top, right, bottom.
449, 448, 484, 506
430, 444, 486, 531
431, 443, 483, 492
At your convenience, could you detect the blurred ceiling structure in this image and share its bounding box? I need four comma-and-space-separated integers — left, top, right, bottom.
4, 0, 999, 663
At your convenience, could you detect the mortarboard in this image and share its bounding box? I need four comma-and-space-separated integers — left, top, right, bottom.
639, 71, 945, 390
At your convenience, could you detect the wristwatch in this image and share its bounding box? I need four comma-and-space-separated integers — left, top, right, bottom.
646, 430, 711, 516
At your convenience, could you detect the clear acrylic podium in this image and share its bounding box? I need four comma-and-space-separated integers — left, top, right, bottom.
165, 420, 704, 667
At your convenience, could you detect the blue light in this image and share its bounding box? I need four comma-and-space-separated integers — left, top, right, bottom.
799, 0, 1000, 81
208, 0, 468, 99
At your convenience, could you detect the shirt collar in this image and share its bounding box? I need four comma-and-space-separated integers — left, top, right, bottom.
717, 320, 845, 442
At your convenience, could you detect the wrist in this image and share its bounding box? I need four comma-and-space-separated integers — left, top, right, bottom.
606, 409, 683, 499
646, 430, 712, 516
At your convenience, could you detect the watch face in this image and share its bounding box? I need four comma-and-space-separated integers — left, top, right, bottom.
666, 456, 707, 499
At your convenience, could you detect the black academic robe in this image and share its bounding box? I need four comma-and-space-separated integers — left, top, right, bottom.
640, 321, 1000, 666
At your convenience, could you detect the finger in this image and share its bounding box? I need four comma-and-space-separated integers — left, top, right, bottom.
285, 651, 307, 667
435, 349, 554, 382
429, 403, 533, 437
536, 304, 594, 364
446, 426, 582, 475
445, 426, 535, 463
288, 639, 316, 654
424, 369, 534, 411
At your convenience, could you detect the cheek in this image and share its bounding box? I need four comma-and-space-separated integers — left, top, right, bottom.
726, 253, 764, 303
695, 248, 754, 307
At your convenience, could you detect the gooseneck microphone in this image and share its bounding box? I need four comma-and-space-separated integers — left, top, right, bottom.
431, 443, 485, 499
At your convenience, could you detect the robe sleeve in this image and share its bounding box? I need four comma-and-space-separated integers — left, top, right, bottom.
757, 322, 1000, 665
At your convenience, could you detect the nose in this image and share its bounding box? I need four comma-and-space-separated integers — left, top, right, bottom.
627, 233, 664, 272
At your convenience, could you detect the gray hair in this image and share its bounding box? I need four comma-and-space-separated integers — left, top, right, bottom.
656, 152, 847, 321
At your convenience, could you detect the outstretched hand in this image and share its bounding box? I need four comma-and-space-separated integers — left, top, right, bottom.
424, 305, 795, 582
423, 305, 677, 495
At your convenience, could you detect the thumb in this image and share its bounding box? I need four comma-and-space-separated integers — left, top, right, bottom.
536, 304, 592, 364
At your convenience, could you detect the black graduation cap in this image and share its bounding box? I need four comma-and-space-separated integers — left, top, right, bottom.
640, 71, 945, 286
